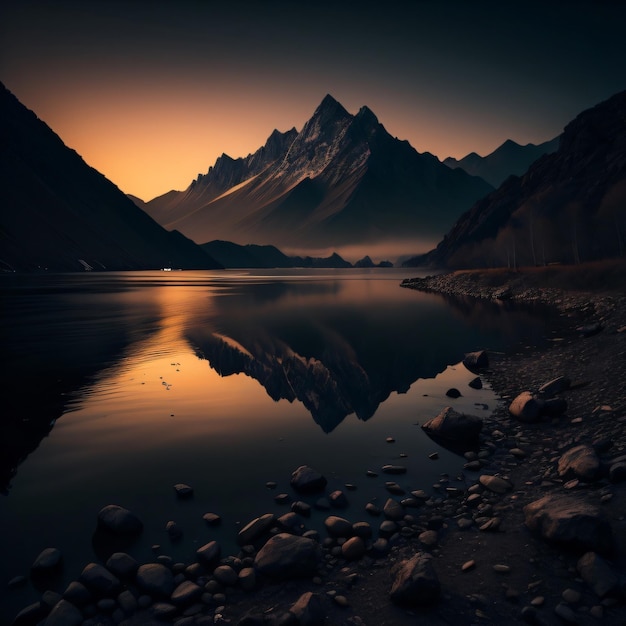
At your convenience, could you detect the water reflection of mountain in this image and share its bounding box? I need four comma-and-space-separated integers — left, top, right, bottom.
185, 283, 532, 432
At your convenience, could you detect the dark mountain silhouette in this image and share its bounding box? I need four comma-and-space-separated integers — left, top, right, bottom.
444, 137, 560, 187
200, 239, 353, 268
404, 90, 626, 269
0, 83, 222, 272
140, 94, 493, 250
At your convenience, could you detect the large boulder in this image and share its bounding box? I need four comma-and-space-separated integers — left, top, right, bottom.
97, 505, 143, 535
523, 495, 613, 554
254, 533, 322, 579
422, 406, 482, 442
389, 553, 440, 606
558, 445, 601, 481
290, 466, 327, 493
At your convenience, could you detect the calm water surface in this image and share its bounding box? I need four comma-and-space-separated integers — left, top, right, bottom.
0, 269, 554, 620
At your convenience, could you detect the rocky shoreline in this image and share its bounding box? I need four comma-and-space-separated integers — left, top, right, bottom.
9, 266, 626, 626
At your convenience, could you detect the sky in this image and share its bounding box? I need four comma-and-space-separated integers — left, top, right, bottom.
1, 0, 625, 201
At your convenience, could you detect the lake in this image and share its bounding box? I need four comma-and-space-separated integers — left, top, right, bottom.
0, 268, 554, 621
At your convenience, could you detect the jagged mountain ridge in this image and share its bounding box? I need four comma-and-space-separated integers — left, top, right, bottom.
0, 83, 222, 272
200, 240, 353, 268
443, 136, 560, 187
405, 90, 626, 269
141, 95, 493, 249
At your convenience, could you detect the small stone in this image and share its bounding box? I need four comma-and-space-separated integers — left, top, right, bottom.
461, 560, 476, 572
166, 520, 183, 540
213, 565, 238, 586
173, 483, 194, 498
290, 465, 327, 493
386, 437, 395, 443
428, 452, 439, 460
381, 464, 407, 474
530, 596, 544, 606
479, 474, 513, 494
238, 567, 256, 591
493, 564, 511, 574
341, 536, 366, 560
202, 512, 222, 525
274, 493, 290, 504
562, 588, 580, 604
554, 602, 578, 623
329, 490, 348, 508
446, 388, 462, 398
334, 595, 349, 607
97, 504, 143, 534
31, 547, 62, 573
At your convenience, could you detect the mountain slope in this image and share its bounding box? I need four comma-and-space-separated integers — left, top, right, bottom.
407, 90, 626, 269
141, 95, 493, 250
0, 83, 222, 272
443, 137, 560, 187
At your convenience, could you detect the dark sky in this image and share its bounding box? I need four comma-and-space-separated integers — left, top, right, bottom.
1, 0, 625, 199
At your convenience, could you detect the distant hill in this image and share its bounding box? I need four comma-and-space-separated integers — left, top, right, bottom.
201, 240, 353, 268
443, 137, 560, 187
405, 90, 626, 269
0, 83, 222, 272
140, 94, 493, 250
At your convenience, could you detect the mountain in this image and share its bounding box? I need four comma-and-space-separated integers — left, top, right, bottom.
0, 83, 222, 272
443, 137, 560, 187
140, 95, 493, 250
200, 239, 352, 268
405, 90, 626, 269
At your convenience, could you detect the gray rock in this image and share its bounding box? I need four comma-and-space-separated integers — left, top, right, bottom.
538, 376, 571, 397
136, 563, 174, 597
291, 501, 312, 516
171, 580, 203, 605
468, 377, 483, 390
463, 350, 489, 372
151, 602, 177, 619
276, 511, 303, 533
106, 552, 139, 578
166, 520, 183, 540
352, 521, 372, 539
509, 392, 544, 423
238, 567, 256, 591
479, 474, 513, 494
379, 520, 398, 538
44, 599, 82, 626
117, 589, 138, 613
341, 536, 366, 560
558, 445, 601, 481
324, 515, 353, 537
290, 465, 327, 493
383, 498, 405, 521
79, 563, 121, 596
389, 553, 440, 606
196, 540, 221, 565
609, 462, 626, 483
173, 483, 194, 498
254, 533, 322, 579
422, 406, 482, 441
202, 512, 221, 526
381, 464, 407, 474
238, 513, 276, 545
523, 494, 613, 553
97, 505, 143, 535
577, 552, 620, 598
213, 565, 238, 586
31, 547, 62, 573
290, 591, 325, 626
329, 490, 348, 507
62, 581, 91, 605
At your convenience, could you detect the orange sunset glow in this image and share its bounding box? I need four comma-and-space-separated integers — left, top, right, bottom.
2, 1, 625, 200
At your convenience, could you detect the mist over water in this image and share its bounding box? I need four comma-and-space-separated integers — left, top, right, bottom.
0, 269, 555, 621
